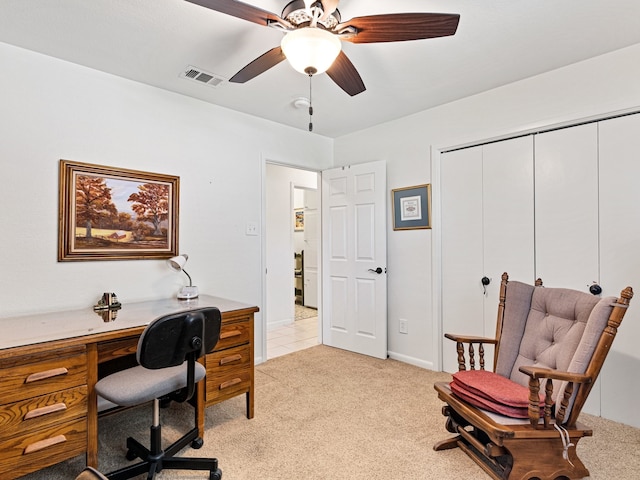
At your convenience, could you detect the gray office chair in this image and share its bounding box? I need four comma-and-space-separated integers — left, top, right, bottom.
95, 307, 223, 480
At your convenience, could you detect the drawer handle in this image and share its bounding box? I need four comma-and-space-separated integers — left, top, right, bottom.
220, 329, 243, 339
219, 378, 242, 390
23, 403, 68, 420
23, 435, 67, 455
25, 367, 69, 384
219, 354, 242, 366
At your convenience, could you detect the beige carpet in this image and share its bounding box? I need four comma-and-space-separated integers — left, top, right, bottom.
23, 345, 640, 479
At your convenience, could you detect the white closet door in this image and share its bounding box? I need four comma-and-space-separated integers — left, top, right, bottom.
598, 113, 640, 427
535, 123, 600, 416
482, 136, 535, 334
534, 124, 599, 289
441, 137, 535, 373
441, 146, 484, 373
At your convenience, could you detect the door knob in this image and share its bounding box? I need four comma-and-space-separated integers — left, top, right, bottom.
589, 283, 602, 295
368, 267, 384, 274
481, 276, 490, 295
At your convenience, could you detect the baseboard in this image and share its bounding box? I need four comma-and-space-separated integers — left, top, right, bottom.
267, 318, 294, 330
388, 351, 435, 371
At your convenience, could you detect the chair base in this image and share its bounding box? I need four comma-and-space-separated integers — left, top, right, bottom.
106, 417, 221, 480
434, 382, 591, 480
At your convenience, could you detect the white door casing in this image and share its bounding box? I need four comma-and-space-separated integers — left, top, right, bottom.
322, 161, 388, 359
303, 188, 319, 308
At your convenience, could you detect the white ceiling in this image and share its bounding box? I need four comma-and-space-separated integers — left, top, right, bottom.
2, 0, 640, 138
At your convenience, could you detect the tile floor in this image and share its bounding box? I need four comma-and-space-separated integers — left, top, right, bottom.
267, 315, 319, 359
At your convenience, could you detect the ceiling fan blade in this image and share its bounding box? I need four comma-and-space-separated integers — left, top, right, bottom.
185, 0, 283, 27
229, 46, 286, 83
339, 13, 460, 43
326, 51, 365, 96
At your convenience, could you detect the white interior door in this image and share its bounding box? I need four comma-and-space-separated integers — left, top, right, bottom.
322, 161, 387, 359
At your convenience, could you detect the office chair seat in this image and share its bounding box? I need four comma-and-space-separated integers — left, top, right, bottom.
96, 362, 205, 407
95, 307, 223, 480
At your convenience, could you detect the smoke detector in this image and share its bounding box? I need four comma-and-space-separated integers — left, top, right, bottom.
293, 97, 311, 109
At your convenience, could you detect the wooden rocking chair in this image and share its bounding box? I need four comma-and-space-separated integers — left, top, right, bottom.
434, 272, 633, 480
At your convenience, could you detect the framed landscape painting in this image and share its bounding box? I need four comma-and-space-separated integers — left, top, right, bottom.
58, 160, 179, 261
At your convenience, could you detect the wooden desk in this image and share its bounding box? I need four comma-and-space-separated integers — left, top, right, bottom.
0, 295, 258, 479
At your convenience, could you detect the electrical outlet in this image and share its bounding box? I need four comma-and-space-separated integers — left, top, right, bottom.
246, 222, 258, 236
399, 319, 408, 334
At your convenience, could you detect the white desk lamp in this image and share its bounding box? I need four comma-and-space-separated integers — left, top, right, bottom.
167, 254, 199, 300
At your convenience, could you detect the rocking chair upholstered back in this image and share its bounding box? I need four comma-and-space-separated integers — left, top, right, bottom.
494, 280, 618, 424
434, 273, 633, 480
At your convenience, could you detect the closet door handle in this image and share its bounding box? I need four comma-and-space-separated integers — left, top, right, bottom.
368, 267, 384, 274
481, 277, 491, 295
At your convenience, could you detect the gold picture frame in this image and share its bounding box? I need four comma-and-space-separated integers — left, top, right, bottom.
58, 160, 179, 261
392, 184, 431, 230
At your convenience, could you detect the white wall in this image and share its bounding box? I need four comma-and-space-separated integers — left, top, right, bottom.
334, 43, 640, 370
0, 42, 332, 364
3, 36, 640, 378
265, 164, 317, 329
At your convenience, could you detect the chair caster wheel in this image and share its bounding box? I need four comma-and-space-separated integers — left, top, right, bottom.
125, 449, 137, 461
191, 437, 204, 449
209, 468, 222, 480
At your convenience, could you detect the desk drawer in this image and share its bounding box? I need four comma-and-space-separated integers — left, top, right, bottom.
206, 344, 252, 403
0, 385, 87, 442
216, 321, 251, 351
97, 336, 138, 363
0, 346, 87, 405
0, 417, 87, 479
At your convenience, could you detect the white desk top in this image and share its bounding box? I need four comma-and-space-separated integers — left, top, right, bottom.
0, 295, 257, 350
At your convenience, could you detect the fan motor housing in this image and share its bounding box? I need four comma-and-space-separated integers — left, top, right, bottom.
282, 0, 341, 28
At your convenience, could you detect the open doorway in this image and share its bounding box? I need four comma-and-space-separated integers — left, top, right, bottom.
265, 163, 320, 359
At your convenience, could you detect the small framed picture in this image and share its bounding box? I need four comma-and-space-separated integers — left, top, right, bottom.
392, 184, 431, 230
294, 208, 304, 231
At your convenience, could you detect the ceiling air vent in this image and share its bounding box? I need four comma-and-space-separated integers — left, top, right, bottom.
180, 66, 226, 88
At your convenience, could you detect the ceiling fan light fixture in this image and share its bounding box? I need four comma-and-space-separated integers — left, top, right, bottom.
281, 27, 341, 75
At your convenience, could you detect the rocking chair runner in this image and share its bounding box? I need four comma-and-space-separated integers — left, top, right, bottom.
434, 273, 633, 480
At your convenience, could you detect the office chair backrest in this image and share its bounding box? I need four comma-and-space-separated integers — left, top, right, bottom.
137, 307, 221, 370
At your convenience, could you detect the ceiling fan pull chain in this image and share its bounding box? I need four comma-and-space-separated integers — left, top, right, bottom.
308, 73, 314, 132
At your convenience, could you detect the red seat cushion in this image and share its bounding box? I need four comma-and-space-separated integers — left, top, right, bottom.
450, 370, 543, 419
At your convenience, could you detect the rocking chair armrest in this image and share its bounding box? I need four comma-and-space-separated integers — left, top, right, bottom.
444, 333, 497, 344
518, 366, 592, 384
444, 334, 496, 372
519, 366, 593, 428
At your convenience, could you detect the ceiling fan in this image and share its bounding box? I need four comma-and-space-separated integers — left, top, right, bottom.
185, 0, 460, 97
